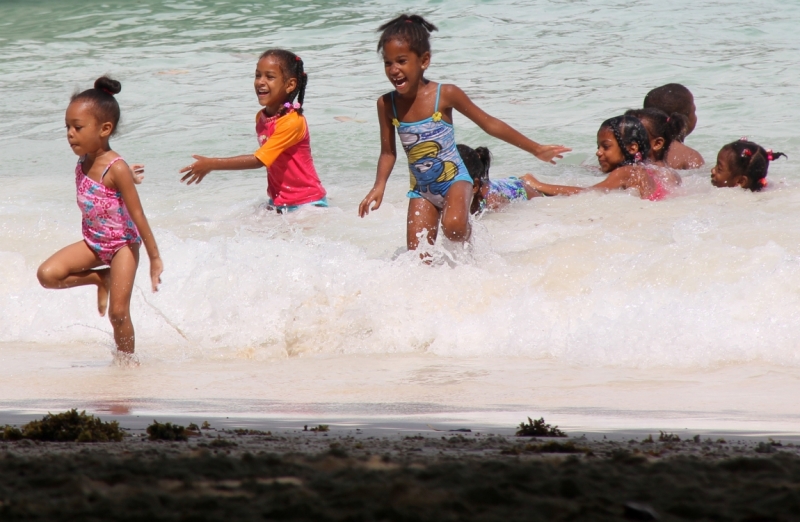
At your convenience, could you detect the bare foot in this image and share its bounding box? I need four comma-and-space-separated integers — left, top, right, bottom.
97, 268, 110, 316
112, 350, 140, 367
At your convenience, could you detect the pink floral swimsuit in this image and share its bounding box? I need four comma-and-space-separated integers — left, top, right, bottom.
76, 156, 140, 264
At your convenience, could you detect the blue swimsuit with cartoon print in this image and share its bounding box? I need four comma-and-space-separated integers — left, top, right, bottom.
391, 84, 472, 209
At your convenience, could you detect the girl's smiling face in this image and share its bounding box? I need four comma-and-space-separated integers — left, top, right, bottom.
596, 128, 625, 172
711, 149, 746, 188
254, 56, 297, 114
382, 39, 430, 95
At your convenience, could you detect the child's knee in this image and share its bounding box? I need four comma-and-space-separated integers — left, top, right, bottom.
108, 304, 130, 326
36, 264, 56, 287
441, 214, 468, 240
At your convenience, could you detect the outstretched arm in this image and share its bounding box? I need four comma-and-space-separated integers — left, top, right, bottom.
179, 155, 264, 185
446, 85, 571, 164
108, 162, 163, 292
359, 95, 398, 217
525, 169, 630, 197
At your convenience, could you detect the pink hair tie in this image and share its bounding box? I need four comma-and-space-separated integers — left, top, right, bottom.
767, 149, 774, 161
741, 149, 753, 158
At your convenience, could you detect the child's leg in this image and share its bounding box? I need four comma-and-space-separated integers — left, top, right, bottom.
440, 180, 473, 242
107, 244, 140, 354
37, 241, 110, 315
406, 198, 441, 250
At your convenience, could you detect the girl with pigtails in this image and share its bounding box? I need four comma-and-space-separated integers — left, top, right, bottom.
358, 14, 570, 251
710, 138, 786, 191
181, 49, 327, 212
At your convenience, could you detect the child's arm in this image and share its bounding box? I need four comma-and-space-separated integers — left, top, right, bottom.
525, 168, 630, 197
359, 95, 397, 217
180, 155, 263, 185
445, 85, 571, 164
108, 162, 163, 292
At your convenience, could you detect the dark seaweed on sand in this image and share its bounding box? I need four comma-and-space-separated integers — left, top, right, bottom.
516, 417, 567, 437
0, 409, 123, 442
146, 421, 190, 441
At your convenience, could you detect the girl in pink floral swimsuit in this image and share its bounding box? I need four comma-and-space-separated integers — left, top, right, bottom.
37, 76, 163, 357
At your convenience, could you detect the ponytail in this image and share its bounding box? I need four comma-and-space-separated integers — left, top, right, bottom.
624, 108, 685, 161
457, 144, 492, 182
377, 14, 438, 56
70, 75, 122, 135
722, 139, 787, 191
259, 49, 308, 116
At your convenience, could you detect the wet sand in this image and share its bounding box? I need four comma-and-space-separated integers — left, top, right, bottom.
2, 421, 800, 521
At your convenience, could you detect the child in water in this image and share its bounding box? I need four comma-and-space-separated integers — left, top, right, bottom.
180, 49, 327, 212
358, 14, 570, 250
37, 77, 163, 355
625, 108, 686, 167
643, 83, 704, 169
711, 138, 786, 191
457, 144, 541, 214
525, 115, 680, 201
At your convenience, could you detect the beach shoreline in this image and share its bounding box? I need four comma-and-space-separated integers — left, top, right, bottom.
3, 416, 800, 521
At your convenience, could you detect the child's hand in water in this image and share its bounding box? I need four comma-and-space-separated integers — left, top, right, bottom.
180, 155, 214, 185
533, 144, 572, 165
358, 185, 385, 217
149, 256, 163, 292
131, 164, 145, 184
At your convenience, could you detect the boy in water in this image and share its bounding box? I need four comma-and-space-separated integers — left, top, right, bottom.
643, 83, 704, 169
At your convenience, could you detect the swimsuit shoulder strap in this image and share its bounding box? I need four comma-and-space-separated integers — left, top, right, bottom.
434, 83, 442, 113
390, 91, 398, 119
101, 156, 125, 180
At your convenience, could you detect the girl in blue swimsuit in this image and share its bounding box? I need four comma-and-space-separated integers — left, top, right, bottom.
358, 14, 570, 251
457, 144, 543, 215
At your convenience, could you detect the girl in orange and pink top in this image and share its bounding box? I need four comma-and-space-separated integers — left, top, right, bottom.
181, 49, 327, 212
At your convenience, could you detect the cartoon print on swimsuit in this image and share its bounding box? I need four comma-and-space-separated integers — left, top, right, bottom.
407, 140, 458, 202
358, 13, 571, 251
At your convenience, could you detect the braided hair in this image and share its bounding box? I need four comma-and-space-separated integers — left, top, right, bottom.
70, 76, 122, 135
599, 115, 651, 166
625, 108, 687, 161
259, 49, 308, 116
377, 14, 438, 56
720, 139, 786, 191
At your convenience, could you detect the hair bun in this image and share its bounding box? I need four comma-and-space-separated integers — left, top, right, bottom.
94, 76, 121, 96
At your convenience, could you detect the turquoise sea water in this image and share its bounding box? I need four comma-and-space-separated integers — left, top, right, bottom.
1, 0, 799, 430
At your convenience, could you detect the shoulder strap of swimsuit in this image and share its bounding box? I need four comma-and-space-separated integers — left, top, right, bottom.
390, 91, 398, 119
101, 157, 125, 180
434, 84, 442, 113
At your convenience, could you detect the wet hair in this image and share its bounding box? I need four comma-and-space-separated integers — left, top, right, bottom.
719, 139, 786, 191
599, 115, 651, 167
70, 76, 122, 135
259, 49, 307, 115
643, 84, 694, 119
377, 14, 438, 56
624, 108, 687, 161
457, 144, 492, 183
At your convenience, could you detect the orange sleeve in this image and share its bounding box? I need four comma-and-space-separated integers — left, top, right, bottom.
254, 112, 307, 167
